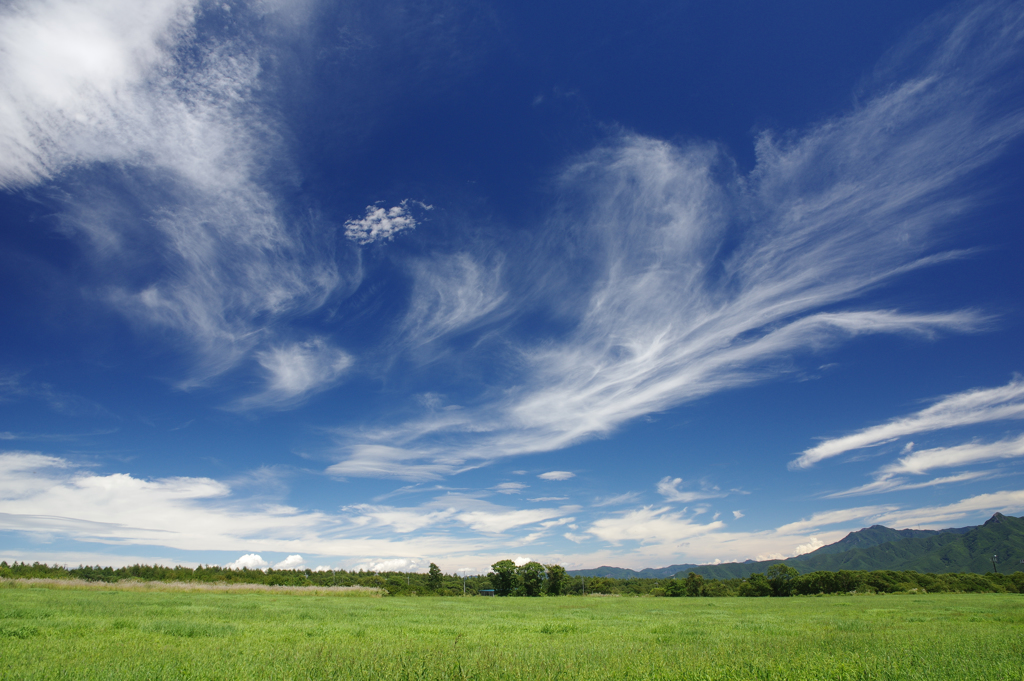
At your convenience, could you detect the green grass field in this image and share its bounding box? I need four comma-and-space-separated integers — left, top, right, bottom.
1, 581, 1022, 680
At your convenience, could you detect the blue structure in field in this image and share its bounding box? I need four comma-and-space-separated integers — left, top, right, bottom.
478, 589, 495, 596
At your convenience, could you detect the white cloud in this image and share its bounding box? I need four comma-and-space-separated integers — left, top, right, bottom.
344, 504, 457, 534
234, 338, 352, 410
587, 506, 725, 546
826, 469, 1000, 498
0, 452, 503, 558
538, 471, 574, 481
457, 507, 564, 534
593, 492, 640, 507
326, 445, 463, 482
792, 378, 1024, 469
732, 510, 744, 519
870, 490, 1024, 528
399, 253, 507, 350
656, 477, 725, 503
513, 556, 532, 566
313, 565, 335, 572
273, 554, 305, 570
0, 0, 197, 188
793, 538, 824, 556
528, 496, 568, 502
226, 553, 268, 570
6, 452, 1022, 570
333, 1, 1021, 476
352, 557, 423, 573
539, 517, 575, 529
774, 505, 899, 535
493, 482, 527, 494
0, 0, 350, 386
344, 200, 426, 245
880, 434, 1024, 477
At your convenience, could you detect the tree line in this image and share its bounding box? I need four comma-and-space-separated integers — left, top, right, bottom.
3, 559, 1022, 596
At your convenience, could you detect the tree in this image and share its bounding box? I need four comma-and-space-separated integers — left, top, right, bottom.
545, 564, 566, 595
490, 560, 517, 596
684, 572, 707, 597
427, 562, 443, 592
664, 579, 685, 597
517, 561, 546, 597
738, 573, 772, 597
766, 564, 800, 597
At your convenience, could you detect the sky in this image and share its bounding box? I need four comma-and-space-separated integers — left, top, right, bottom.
1, 0, 1023, 575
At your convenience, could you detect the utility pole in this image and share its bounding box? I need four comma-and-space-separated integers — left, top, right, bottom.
991, 554, 999, 573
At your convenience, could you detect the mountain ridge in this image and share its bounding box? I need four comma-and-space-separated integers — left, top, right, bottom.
568, 513, 1024, 580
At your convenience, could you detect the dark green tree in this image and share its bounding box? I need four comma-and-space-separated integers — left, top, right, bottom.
517, 561, 546, 597
766, 564, 800, 597
427, 562, 443, 591
545, 564, 567, 595
738, 573, 772, 597
684, 572, 707, 597
490, 560, 517, 596
664, 578, 685, 597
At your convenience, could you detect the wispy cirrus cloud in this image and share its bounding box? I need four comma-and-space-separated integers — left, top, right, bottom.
821, 428, 1024, 498
396, 252, 509, 354
538, 471, 574, 481
792, 377, 1024, 469
656, 477, 727, 503
232, 338, 352, 410
587, 506, 725, 546
331, 0, 1022, 478
826, 469, 1001, 498
0, 0, 354, 387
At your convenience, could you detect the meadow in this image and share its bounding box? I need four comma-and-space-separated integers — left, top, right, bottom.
1, 581, 1021, 680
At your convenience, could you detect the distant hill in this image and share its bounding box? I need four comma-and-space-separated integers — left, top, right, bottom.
569, 513, 1024, 580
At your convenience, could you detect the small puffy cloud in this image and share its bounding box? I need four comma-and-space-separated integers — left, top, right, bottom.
513, 556, 532, 566
273, 554, 305, 570
563, 532, 589, 543
344, 200, 427, 245
493, 482, 527, 494
538, 471, 574, 481
313, 565, 335, 572
226, 553, 268, 570
732, 510, 744, 519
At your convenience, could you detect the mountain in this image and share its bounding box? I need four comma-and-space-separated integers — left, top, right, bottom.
568, 513, 1024, 580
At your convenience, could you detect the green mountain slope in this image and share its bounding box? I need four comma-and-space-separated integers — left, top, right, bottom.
568, 514, 1024, 580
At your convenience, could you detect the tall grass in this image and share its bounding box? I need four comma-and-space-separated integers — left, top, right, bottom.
1, 586, 1021, 679
0, 577, 381, 596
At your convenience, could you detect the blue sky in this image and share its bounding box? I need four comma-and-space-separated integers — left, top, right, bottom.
1, 0, 1024, 574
